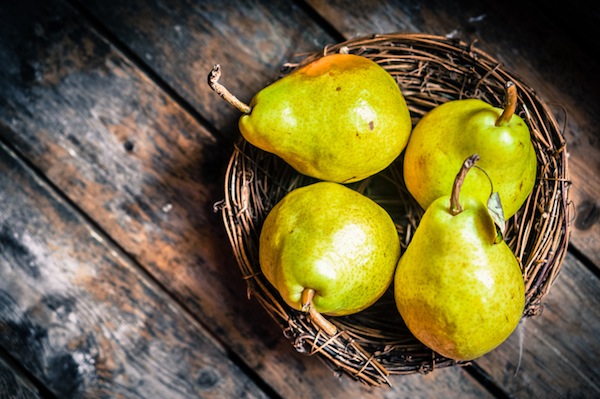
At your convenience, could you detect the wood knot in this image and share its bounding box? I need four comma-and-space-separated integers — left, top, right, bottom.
575, 200, 600, 230
196, 368, 220, 389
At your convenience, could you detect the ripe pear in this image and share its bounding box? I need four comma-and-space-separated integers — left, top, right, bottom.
259, 181, 401, 335
208, 53, 412, 183
394, 155, 525, 360
403, 82, 537, 219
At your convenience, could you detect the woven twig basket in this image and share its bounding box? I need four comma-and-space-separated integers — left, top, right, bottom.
219, 33, 571, 386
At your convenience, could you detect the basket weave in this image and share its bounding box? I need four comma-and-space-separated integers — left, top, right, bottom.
219, 33, 571, 386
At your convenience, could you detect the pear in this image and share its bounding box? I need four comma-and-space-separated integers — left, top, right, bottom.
403, 82, 537, 219
208, 53, 412, 183
259, 181, 401, 335
394, 155, 525, 361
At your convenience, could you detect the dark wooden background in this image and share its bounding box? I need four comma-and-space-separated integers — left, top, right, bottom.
1, 1, 599, 398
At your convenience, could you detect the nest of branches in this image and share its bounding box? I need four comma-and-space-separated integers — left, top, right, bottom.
218, 33, 571, 386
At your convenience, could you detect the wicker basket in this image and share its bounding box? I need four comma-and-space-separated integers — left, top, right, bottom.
218, 33, 571, 386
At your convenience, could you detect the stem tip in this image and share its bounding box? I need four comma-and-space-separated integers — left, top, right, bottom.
206, 64, 252, 114
300, 288, 337, 336
495, 81, 518, 126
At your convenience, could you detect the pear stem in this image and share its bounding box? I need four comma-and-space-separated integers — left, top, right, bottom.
450, 154, 480, 216
495, 81, 517, 126
207, 64, 252, 114
301, 288, 338, 336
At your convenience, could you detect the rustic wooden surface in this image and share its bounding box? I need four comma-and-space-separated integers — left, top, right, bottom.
0, 1, 598, 398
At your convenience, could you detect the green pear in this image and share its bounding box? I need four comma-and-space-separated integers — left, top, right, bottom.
208, 54, 412, 183
403, 82, 537, 219
394, 155, 525, 360
259, 181, 401, 335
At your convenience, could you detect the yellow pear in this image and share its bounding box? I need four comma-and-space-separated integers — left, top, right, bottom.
394, 155, 525, 360
403, 82, 537, 219
259, 181, 401, 335
209, 54, 412, 183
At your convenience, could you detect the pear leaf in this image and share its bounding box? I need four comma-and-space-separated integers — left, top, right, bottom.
487, 192, 505, 243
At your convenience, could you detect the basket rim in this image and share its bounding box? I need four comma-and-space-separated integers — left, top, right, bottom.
218, 32, 572, 386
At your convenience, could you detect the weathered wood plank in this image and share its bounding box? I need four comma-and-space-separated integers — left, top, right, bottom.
305, 0, 600, 269
0, 142, 270, 398
476, 252, 600, 398
0, 355, 44, 399
75, 0, 335, 140
0, 1, 497, 398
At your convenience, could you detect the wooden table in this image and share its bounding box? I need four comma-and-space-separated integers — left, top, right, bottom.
1, 1, 598, 398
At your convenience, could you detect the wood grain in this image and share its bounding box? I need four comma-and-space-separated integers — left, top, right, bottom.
0, 141, 270, 398
74, 0, 335, 141
0, 356, 43, 399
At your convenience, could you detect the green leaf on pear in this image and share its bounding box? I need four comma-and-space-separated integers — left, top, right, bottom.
487, 192, 505, 243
